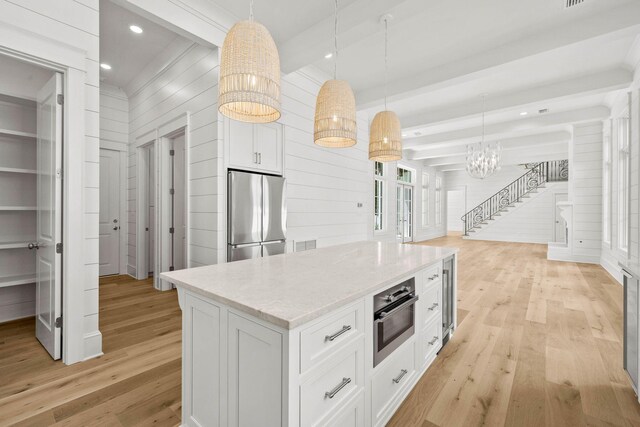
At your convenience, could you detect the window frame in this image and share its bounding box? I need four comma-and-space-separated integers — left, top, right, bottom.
374, 162, 384, 232
617, 115, 630, 254
603, 119, 612, 247
435, 176, 442, 226
421, 171, 430, 227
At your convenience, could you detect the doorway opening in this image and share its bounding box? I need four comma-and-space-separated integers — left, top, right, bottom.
446, 188, 466, 235
554, 193, 568, 243
0, 53, 64, 361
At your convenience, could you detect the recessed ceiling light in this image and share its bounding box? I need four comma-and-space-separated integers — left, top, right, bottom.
129, 25, 143, 34
402, 133, 407, 137
100, 63, 112, 70
520, 111, 528, 116
324, 52, 333, 59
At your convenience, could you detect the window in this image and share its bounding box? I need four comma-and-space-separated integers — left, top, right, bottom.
421, 172, 430, 227
435, 176, 442, 225
397, 167, 412, 184
617, 116, 630, 252
374, 162, 384, 231
603, 121, 612, 245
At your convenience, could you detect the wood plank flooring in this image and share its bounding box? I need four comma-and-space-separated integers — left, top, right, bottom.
0, 237, 638, 426
389, 236, 640, 427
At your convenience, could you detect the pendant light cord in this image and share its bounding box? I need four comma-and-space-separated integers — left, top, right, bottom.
384, 17, 388, 111
333, 0, 339, 80
249, 0, 254, 21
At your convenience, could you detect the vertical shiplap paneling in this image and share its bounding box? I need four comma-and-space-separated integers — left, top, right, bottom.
572, 122, 603, 262
0, 0, 102, 359
127, 43, 220, 269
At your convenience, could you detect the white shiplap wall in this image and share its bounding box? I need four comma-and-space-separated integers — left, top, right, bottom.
445, 165, 569, 244
127, 42, 220, 274
570, 122, 603, 263
100, 84, 129, 151
0, 0, 102, 360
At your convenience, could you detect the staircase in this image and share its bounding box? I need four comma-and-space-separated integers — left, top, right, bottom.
462, 160, 569, 236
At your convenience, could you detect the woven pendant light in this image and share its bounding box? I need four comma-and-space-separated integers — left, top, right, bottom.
218, 1, 281, 123
369, 15, 402, 161
314, 0, 357, 148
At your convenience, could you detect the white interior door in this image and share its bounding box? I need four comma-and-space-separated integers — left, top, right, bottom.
555, 193, 568, 243
99, 149, 120, 276
35, 73, 62, 360
446, 190, 465, 232
148, 145, 155, 274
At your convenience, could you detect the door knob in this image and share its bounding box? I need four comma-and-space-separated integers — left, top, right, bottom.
113, 219, 118, 223
113, 226, 120, 231
28, 242, 40, 250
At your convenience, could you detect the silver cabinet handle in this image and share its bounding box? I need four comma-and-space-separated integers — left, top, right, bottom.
427, 302, 439, 311
28, 242, 40, 250
325, 325, 351, 342
393, 369, 408, 384
325, 377, 351, 399
253, 152, 258, 164
428, 273, 440, 280
258, 152, 262, 164
428, 336, 438, 346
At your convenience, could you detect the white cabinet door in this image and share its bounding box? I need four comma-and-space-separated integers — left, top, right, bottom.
183, 294, 221, 427
254, 123, 282, 174
228, 312, 283, 427
227, 119, 257, 170
35, 73, 63, 360
99, 149, 120, 276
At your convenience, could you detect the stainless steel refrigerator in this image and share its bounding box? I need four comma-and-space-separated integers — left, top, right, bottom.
227, 170, 287, 262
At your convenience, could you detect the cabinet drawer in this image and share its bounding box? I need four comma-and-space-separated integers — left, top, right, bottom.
421, 280, 441, 326
422, 262, 442, 290
421, 316, 442, 368
371, 341, 416, 425
300, 340, 363, 427
320, 391, 365, 427
300, 301, 364, 373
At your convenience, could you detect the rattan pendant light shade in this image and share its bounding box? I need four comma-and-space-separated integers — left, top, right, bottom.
369, 110, 402, 161
368, 15, 402, 162
314, 80, 357, 147
218, 19, 281, 123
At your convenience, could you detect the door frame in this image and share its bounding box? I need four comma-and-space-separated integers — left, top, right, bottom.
0, 36, 88, 364
396, 182, 414, 243
554, 192, 569, 243
135, 113, 190, 290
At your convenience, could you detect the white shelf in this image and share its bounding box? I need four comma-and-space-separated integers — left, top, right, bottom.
0, 273, 36, 288
0, 128, 36, 139
0, 206, 36, 211
0, 240, 34, 250
0, 166, 36, 174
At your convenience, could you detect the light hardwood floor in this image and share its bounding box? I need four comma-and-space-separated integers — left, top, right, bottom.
0, 237, 638, 426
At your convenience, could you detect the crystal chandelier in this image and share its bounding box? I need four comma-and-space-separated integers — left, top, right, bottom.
466, 95, 501, 179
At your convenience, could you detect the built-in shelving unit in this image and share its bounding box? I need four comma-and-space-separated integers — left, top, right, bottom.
0, 273, 37, 288
0, 93, 37, 304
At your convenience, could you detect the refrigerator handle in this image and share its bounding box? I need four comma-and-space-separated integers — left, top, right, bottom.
230, 243, 261, 249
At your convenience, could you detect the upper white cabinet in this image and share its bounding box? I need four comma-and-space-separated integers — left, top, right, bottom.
226, 118, 283, 175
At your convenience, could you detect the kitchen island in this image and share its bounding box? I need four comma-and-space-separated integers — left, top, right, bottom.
160, 241, 457, 427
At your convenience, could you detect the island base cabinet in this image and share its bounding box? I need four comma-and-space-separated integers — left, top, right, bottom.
228, 312, 283, 427
182, 294, 221, 427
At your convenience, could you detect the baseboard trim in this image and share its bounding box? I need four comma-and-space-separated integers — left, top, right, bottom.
83, 330, 103, 361
600, 255, 623, 284
547, 252, 600, 264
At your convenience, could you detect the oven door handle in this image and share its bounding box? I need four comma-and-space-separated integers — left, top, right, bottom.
375, 294, 419, 322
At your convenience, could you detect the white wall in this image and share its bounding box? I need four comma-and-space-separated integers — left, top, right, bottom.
446, 189, 465, 232
444, 165, 569, 243
466, 182, 568, 244
100, 84, 129, 151
570, 122, 603, 263
0, 0, 101, 362
126, 40, 220, 274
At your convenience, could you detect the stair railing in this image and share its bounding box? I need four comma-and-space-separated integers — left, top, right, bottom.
461, 160, 568, 235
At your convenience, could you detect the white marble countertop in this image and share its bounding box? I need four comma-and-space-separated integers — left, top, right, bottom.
160, 241, 457, 329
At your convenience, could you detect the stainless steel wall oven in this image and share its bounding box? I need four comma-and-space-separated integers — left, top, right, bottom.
373, 278, 418, 367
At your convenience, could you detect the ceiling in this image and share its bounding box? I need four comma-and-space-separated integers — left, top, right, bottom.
101, 0, 640, 170
99, 0, 187, 89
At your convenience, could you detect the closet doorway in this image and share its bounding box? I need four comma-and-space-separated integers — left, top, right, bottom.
0, 55, 64, 360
